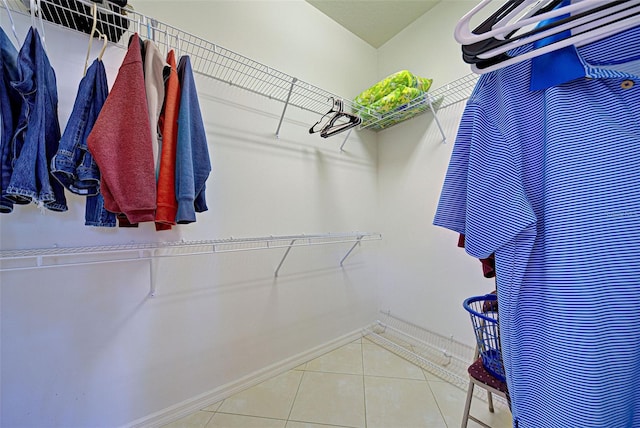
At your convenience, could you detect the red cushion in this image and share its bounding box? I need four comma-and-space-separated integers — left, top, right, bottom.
468, 358, 509, 393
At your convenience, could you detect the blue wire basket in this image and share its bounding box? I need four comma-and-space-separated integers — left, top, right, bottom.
463, 294, 506, 382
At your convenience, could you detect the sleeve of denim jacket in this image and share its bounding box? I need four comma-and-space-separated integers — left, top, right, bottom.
0, 28, 21, 213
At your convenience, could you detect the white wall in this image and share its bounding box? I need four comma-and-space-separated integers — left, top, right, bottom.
0, 2, 380, 426
376, 0, 497, 345
133, 0, 377, 99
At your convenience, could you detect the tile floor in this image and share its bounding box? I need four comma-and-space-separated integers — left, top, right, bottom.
162, 337, 512, 428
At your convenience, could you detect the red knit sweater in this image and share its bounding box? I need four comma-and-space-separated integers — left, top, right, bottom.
155, 49, 181, 230
88, 33, 156, 224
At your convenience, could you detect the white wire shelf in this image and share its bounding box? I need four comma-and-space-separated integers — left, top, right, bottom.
0, 232, 382, 271
357, 94, 444, 132
430, 73, 481, 109
3, 0, 479, 140
2, 0, 379, 138
0, 232, 382, 296
357, 73, 480, 133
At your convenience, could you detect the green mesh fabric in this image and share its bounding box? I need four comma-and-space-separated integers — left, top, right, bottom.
354, 70, 432, 107
353, 70, 433, 129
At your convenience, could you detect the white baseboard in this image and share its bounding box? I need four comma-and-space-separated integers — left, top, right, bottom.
125, 329, 363, 428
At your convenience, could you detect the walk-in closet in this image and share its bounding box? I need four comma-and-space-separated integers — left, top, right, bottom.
1, 1, 638, 427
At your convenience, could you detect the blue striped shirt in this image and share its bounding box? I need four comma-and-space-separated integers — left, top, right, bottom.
435, 26, 640, 428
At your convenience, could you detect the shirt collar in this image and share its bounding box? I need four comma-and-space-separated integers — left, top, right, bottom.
529, 0, 586, 91
529, 1, 640, 90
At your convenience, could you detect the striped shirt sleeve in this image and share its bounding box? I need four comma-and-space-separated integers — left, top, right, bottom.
434, 99, 537, 259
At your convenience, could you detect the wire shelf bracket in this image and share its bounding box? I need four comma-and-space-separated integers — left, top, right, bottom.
339, 234, 363, 266
275, 77, 297, 138
426, 96, 446, 143
274, 239, 297, 277
272, 233, 370, 277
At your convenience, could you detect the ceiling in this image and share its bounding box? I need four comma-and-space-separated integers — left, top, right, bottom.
306, 0, 441, 48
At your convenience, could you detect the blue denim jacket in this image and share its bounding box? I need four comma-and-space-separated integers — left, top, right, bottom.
0, 28, 21, 213
51, 59, 106, 195
51, 58, 115, 226
7, 28, 67, 211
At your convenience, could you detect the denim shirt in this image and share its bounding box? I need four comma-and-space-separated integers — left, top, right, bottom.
7, 28, 67, 211
0, 28, 21, 213
51, 59, 106, 195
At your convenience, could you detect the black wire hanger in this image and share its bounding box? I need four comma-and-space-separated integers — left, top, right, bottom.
309, 98, 362, 138
309, 98, 339, 134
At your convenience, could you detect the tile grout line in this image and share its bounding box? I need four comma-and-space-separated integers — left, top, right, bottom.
361, 338, 368, 428
202, 410, 216, 428
212, 411, 288, 423
286, 417, 361, 428
411, 340, 454, 428
285, 366, 307, 425
424, 372, 451, 427
204, 396, 223, 425
366, 339, 453, 428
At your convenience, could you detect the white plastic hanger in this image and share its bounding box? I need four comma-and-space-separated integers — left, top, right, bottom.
175, 33, 181, 58
83, 3, 109, 75
455, 1, 614, 45
2, 0, 22, 45
29, 0, 47, 51
476, 0, 640, 59
166, 30, 175, 57
471, 10, 640, 73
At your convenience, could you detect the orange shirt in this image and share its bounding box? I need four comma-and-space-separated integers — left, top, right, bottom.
155, 49, 181, 230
